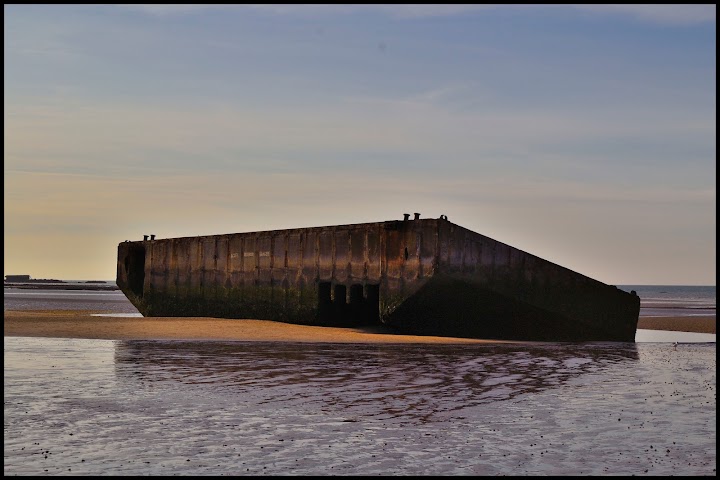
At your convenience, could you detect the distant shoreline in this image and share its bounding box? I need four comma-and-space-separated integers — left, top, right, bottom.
4, 282, 118, 291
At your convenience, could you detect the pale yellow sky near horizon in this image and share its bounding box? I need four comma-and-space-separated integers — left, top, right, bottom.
4, 5, 716, 286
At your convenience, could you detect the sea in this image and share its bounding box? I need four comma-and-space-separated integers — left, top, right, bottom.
4, 284, 716, 475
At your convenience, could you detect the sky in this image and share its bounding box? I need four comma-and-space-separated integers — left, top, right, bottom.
4, 4, 716, 285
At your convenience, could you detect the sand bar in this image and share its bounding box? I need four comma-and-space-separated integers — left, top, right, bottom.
3, 310, 516, 344
4, 310, 715, 342
637, 316, 715, 334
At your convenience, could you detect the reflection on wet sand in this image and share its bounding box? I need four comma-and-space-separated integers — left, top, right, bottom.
114, 341, 639, 424
5, 337, 714, 476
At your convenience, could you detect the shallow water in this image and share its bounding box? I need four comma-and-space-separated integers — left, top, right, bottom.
4, 337, 716, 476
4, 288, 139, 314
636, 329, 715, 343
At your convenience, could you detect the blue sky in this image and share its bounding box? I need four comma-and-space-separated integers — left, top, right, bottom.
4, 4, 716, 284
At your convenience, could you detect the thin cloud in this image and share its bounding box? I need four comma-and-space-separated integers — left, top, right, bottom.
573, 4, 716, 26
114, 4, 216, 15
116, 4, 716, 24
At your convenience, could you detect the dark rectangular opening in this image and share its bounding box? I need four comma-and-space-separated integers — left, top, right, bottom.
317, 281, 332, 324
333, 284, 347, 305
124, 245, 146, 298
349, 284, 364, 325
333, 284, 347, 321
317, 282, 380, 327
364, 284, 380, 325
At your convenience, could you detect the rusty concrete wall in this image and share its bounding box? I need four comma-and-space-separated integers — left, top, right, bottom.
381, 219, 639, 341
117, 218, 440, 325
448, 222, 639, 339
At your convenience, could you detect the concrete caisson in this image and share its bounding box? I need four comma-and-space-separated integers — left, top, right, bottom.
117, 215, 640, 341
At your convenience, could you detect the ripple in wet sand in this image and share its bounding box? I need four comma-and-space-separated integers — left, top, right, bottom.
3, 337, 716, 476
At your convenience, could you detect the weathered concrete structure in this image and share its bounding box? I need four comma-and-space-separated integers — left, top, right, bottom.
5, 275, 31, 282
117, 215, 640, 342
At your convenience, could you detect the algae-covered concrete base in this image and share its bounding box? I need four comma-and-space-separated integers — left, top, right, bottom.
117, 215, 640, 342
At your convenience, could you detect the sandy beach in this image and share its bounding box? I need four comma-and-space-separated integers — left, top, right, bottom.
3, 310, 510, 344
4, 309, 715, 342
637, 316, 716, 334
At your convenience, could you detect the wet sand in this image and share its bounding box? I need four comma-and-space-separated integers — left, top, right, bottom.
637, 316, 715, 334
5, 335, 716, 476
4, 309, 715, 342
